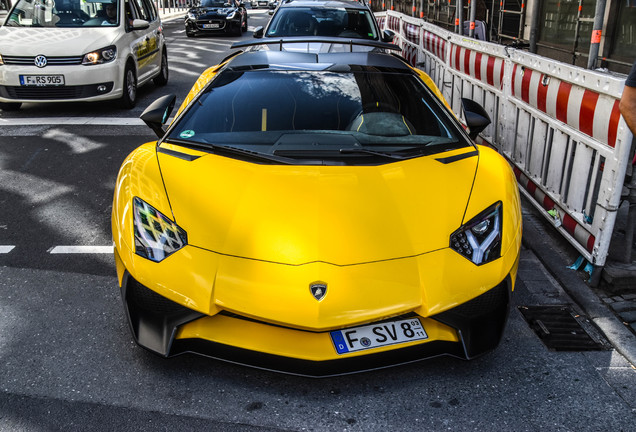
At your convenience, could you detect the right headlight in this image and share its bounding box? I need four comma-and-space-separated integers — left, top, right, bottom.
133, 197, 187, 262
450, 201, 502, 265
82, 45, 117, 65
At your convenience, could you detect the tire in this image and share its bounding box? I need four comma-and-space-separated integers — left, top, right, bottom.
186, 31, 195, 37
153, 49, 168, 86
120, 62, 137, 109
0, 102, 21, 111
233, 20, 242, 36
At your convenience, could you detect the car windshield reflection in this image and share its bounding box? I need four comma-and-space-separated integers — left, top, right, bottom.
167, 68, 466, 164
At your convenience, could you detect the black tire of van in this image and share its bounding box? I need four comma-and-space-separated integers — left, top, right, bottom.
121, 61, 137, 109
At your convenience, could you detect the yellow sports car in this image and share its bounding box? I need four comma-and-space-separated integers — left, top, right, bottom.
112, 40, 522, 376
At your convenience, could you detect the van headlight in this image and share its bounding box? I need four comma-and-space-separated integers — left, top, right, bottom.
82, 46, 117, 65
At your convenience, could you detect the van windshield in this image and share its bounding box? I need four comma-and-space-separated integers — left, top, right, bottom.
4, 0, 120, 27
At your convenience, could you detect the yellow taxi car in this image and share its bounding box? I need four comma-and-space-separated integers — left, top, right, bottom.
112, 39, 522, 376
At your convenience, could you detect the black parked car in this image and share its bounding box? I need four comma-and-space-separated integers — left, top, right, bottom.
185, 0, 248, 37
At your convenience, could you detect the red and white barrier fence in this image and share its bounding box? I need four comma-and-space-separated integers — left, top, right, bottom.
377, 10, 634, 269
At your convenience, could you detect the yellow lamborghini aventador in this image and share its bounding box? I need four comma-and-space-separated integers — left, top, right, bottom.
112, 38, 522, 376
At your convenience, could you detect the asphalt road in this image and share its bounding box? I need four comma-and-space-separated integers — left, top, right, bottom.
1, 12, 635, 431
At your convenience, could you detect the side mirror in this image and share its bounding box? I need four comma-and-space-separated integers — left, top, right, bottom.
253, 26, 264, 38
131, 19, 150, 30
140, 94, 176, 138
461, 98, 491, 140
382, 29, 395, 43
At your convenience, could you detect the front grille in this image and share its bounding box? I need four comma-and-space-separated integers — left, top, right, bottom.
218, 310, 419, 333
0, 82, 114, 100
2, 55, 83, 66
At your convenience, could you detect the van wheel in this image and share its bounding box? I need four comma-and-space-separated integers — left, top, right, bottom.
120, 62, 137, 109
0, 102, 21, 111
153, 49, 168, 86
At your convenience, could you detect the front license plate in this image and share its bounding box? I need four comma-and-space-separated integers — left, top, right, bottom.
330, 317, 428, 354
20, 75, 65, 86
202, 23, 220, 29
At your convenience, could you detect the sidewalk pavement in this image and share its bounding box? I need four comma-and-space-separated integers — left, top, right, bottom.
521, 197, 636, 367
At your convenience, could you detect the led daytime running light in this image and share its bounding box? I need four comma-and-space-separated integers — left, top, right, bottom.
133, 197, 187, 262
450, 202, 502, 265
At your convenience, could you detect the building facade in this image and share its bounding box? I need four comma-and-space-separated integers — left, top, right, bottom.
371, 0, 636, 75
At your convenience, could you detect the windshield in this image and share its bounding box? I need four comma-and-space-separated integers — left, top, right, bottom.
266, 7, 378, 39
4, 0, 120, 27
199, 0, 232, 7
167, 68, 467, 165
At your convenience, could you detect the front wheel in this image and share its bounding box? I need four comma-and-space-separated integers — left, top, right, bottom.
153, 49, 168, 86
120, 63, 137, 109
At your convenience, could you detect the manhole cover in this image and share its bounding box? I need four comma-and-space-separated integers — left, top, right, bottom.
518, 305, 610, 351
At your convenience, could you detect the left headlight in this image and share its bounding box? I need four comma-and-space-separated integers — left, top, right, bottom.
133, 197, 187, 262
226, 10, 236, 19
82, 45, 117, 66
450, 201, 502, 265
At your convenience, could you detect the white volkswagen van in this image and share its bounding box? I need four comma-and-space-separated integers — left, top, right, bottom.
0, 0, 168, 110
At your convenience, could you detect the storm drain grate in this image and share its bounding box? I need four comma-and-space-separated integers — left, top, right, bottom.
518, 305, 610, 351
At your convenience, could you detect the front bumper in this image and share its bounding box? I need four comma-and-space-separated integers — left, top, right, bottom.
0, 60, 123, 103
186, 17, 240, 33
117, 249, 515, 376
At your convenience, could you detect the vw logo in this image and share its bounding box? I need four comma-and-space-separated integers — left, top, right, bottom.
309, 282, 327, 301
34, 55, 47, 68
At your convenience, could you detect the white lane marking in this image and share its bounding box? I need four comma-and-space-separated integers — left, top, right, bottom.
49, 245, 114, 254
0, 117, 144, 126
0, 246, 16, 253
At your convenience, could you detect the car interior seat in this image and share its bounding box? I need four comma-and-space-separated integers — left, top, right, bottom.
287, 12, 317, 36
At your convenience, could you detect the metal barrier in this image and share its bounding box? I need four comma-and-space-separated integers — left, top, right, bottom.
377, 10, 634, 273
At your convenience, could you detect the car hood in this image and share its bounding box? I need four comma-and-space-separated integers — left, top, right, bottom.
0, 27, 120, 56
192, 7, 235, 16
158, 149, 478, 266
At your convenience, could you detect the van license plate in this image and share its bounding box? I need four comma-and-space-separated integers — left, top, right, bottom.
20, 75, 65, 86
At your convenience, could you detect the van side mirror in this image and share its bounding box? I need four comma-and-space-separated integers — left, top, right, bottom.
131, 19, 150, 30
140, 94, 176, 138
461, 98, 491, 140
253, 26, 264, 38
382, 29, 395, 43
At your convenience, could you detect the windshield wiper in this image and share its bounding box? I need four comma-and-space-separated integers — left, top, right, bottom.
339, 143, 442, 159
163, 138, 296, 165
339, 147, 409, 159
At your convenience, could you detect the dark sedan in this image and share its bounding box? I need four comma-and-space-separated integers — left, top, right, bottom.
185, 0, 248, 37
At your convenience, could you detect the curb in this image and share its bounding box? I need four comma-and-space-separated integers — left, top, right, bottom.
521, 199, 636, 367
